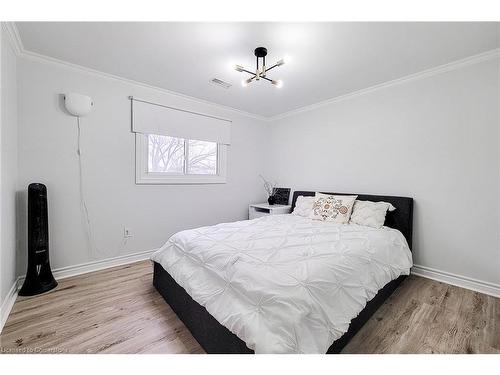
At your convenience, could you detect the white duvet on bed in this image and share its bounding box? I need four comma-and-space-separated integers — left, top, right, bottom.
151, 214, 412, 353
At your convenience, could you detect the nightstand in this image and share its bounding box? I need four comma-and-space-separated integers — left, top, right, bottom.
248, 203, 292, 220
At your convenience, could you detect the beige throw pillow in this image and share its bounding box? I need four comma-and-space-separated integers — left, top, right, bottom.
292, 196, 316, 217
349, 200, 396, 228
309, 193, 357, 223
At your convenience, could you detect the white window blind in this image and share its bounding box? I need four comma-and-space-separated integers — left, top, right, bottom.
131, 97, 231, 145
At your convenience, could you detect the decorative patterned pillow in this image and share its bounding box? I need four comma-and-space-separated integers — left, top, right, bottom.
309, 193, 357, 223
292, 196, 316, 217
349, 200, 396, 229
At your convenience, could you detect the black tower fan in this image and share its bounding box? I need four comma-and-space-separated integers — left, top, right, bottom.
19, 183, 57, 296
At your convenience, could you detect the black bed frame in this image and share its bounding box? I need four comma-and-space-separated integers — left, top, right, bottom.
153, 191, 413, 354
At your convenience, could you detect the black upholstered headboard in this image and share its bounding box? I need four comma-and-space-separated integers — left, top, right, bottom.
291, 191, 414, 250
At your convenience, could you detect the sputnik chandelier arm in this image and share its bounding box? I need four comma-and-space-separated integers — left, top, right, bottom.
234, 47, 286, 88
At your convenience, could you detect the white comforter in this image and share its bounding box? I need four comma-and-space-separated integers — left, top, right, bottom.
151, 214, 412, 353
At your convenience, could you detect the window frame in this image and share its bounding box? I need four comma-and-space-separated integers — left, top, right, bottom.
135, 133, 227, 185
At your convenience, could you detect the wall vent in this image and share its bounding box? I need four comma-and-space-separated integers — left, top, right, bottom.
210, 78, 232, 89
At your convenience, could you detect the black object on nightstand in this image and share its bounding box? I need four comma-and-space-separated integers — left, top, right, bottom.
272, 187, 291, 205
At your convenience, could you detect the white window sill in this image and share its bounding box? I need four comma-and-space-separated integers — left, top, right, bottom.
136, 174, 227, 185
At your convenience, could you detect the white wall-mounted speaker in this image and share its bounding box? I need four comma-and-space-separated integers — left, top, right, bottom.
64, 93, 94, 117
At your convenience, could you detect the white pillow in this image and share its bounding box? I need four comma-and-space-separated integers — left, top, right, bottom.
349, 200, 396, 229
292, 196, 315, 217
309, 193, 357, 223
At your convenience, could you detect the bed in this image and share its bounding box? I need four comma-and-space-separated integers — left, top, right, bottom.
152, 191, 413, 353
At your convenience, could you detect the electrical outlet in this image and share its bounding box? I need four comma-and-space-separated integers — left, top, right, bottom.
124, 228, 133, 238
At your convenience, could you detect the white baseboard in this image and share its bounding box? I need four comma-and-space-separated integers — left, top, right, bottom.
412, 264, 500, 298
0, 278, 20, 334
49, 248, 158, 281
17, 248, 158, 291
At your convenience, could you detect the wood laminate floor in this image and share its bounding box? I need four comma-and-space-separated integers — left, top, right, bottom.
0, 261, 498, 354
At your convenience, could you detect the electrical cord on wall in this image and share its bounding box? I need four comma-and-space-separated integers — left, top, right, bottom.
76, 117, 128, 258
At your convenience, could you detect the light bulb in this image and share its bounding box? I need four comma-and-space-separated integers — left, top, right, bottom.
272, 80, 283, 88
276, 56, 291, 66
242, 77, 254, 87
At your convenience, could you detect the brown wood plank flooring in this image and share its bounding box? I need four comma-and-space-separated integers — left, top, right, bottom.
0, 261, 203, 354
0, 260, 498, 354
342, 275, 500, 354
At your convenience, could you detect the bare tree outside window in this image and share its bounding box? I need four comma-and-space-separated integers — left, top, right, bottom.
147, 134, 217, 175
148, 134, 185, 173
187, 140, 217, 175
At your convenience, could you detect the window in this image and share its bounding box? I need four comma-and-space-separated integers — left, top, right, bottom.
147, 135, 185, 174
131, 97, 230, 184
147, 134, 218, 175
136, 133, 227, 184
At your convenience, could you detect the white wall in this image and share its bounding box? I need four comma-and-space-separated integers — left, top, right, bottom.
268, 58, 500, 286
0, 27, 19, 303
16, 57, 268, 273
9, 46, 500, 293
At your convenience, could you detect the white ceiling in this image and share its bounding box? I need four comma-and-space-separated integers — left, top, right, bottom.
16, 22, 500, 118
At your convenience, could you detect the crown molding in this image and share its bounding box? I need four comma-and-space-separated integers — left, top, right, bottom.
19, 50, 269, 122
7, 20, 499, 122
7, 18, 267, 123
1, 21, 24, 55
270, 48, 500, 121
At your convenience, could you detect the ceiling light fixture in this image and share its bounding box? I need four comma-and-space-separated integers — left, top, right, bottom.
234, 47, 286, 88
